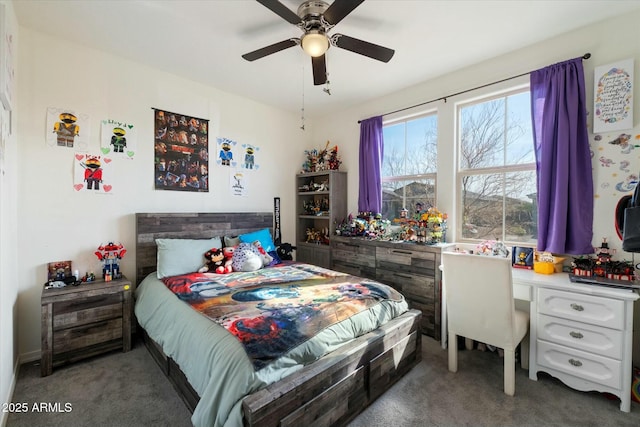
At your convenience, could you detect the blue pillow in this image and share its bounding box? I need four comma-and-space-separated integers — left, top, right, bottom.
239, 228, 275, 253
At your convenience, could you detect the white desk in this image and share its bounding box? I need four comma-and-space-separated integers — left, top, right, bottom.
440, 268, 639, 412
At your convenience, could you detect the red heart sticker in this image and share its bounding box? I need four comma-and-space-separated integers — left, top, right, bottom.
73, 184, 83, 191
103, 185, 112, 192
75, 154, 84, 161
104, 158, 112, 163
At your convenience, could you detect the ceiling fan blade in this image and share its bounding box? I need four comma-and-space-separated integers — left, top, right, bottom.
312, 55, 327, 86
256, 0, 302, 25
242, 39, 299, 61
332, 34, 395, 63
323, 0, 365, 26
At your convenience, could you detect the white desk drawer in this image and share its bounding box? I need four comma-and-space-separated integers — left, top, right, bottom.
537, 340, 621, 389
538, 288, 624, 330
538, 314, 623, 359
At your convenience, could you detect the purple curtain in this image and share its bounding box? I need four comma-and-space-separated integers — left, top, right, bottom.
530, 57, 594, 255
358, 116, 384, 214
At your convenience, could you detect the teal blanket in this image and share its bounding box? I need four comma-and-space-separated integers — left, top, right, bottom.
135, 263, 408, 427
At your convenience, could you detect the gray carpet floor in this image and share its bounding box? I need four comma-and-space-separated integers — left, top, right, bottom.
7, 336, 640, 427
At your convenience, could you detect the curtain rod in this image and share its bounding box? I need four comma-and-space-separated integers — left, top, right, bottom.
357, 53, 591, 124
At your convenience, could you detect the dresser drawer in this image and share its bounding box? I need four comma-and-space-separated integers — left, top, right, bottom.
332, 240, 375, 268
537, 340, 621, 389
376, 270, 434, 302
538, 288, 624, 330
538, 313, 623, 359
375, 247, 436, 275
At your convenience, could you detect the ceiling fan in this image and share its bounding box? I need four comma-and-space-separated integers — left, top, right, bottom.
242, 0, 395, 86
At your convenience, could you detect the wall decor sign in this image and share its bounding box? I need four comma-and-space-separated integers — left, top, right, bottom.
0, 4, 14, 112
594, 58, 634, 133
154, 108, 209, 192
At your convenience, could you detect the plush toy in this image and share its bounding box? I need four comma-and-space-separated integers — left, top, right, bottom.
198, 248, 230, 274
232, 242, 271, 272
252, 240, 274, 266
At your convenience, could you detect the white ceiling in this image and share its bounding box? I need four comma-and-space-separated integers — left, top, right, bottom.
13, 0, 640, 119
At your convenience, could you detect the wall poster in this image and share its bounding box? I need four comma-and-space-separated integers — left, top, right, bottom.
154, 108, 209, 192
46, 107, 90, 151
101, 118, 137, 159
73, 153, 113, 194
594, 58, 634, 133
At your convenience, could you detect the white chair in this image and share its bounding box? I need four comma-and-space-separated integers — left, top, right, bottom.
441, 252, 529, 396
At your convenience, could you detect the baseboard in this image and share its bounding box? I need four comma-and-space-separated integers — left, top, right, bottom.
0, 357, 20, 427
19, 349, 40, 364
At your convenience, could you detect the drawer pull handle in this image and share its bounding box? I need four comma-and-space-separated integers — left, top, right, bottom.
392, 250, 412, 255
570, 303, 584, 312
569, 331, 584, 339
568, 358, 583, 367
394, 273, 412, 279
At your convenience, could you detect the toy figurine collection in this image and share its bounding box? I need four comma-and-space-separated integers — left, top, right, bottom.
571, 238, 634, 281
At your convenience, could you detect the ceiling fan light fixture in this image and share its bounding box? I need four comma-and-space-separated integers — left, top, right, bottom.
301, 32, 329, 57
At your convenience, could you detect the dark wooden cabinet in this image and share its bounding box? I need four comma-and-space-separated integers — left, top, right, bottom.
296, 170, 347, 268
331, 236, 453, 339
41, 277, 132, 376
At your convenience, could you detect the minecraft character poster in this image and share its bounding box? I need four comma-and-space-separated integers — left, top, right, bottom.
154, 108, 209, 192
101, 119, 137, 159
46, 107, 90, 151
73, 153, 114, 194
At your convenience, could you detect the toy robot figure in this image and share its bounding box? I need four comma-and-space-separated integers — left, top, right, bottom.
219, 141, 233, 166
110, 127, 127, 153
83, 156, 103, 190
53, 112, 80, 147
244, 146, 255, 169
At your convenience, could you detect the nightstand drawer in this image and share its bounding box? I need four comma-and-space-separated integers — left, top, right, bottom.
53, 318, 123, 353
538, 313, 623, 359
537, 339, 621, 389
54, 295, 123, 330
538, 288, 624, 329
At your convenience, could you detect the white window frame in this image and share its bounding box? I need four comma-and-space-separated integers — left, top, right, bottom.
381, 110, 438, 219
454, 86, 536, 245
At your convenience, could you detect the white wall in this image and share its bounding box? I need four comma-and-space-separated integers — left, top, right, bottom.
314, 11, 640, 365
0, 1, 18, 425
14, 27, 311, 361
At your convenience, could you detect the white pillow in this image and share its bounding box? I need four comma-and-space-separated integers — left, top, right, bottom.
156, 237, 222, 278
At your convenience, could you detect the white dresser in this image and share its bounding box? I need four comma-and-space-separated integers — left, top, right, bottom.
441, 266, 639, 412
531, 278, 638, 412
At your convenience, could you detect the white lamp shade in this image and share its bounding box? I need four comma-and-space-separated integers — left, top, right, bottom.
301, 33, 329, 57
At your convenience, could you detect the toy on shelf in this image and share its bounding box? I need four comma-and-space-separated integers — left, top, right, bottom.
571, 238, 634, 281
392, 206, 448, 244
94, 242, 126, 281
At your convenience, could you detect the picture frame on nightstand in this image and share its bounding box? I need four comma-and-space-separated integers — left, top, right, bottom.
47, 260, 72, 281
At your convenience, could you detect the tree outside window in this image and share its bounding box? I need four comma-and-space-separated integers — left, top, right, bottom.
382, 114, 437, 220
457, 90, 537, 244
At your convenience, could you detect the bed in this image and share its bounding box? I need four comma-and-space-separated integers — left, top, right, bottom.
135, 212, 422, 427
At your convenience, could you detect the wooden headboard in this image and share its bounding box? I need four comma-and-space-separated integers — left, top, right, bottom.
135, 212, 273, 286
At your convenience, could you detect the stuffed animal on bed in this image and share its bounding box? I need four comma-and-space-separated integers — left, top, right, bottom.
198, 247, 233, 274
231, 241, 272, 272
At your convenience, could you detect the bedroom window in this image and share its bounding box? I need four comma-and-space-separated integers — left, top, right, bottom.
381, 113, 437, 220
457, 89, 537, 244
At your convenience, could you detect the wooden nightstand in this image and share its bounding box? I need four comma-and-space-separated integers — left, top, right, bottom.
40, 276, 132, 376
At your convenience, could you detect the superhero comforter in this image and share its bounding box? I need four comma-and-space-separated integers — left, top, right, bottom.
161, 261, 405, 369
135, 261, 408, 427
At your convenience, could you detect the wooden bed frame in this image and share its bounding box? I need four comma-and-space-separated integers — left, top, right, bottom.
135, 212, 422, 427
